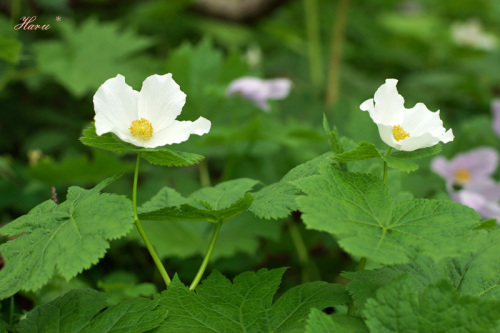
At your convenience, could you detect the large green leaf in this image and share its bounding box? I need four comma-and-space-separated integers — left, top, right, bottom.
33, 17, 155, 97
154, 268, 350, 332
250, 152, 335, 219
305, 309, 368, 333
80, 124, 204, 167
344, 229, 500, 311
0, 176, 133, 299
295, 164, 482, 264
364, 275, 500, 332
16, 289, 167, 333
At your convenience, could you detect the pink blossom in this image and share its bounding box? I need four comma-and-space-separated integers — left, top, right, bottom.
450, 179, 500, 221
226, 77, 292, 112
431, 147, 498, 186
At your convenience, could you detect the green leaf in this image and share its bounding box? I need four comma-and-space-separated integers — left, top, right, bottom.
332, 141, 419, 172
305, 309, 368, 333
364, 275, 500, 333
98, 271, 157, 306
390, 143, 442, 160
250, 152, 335, 219
0, 177, 134, 299
345, 229, 500, 310
33, 17, 155, 97
154, 268, 350, 332
0, 36, 21, 64
133, 181, 277, 260
295, 165, 482, 265
476, 218, 498, 230
139, 179, 258, 223
80, 124, 204, 167
16, 289, 167, 333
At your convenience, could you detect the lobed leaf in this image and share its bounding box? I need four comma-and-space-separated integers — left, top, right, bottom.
16, 289, 167, 333
154, 268, 350, 332
364, 275, 500, 332
0, 176, 134, 299
295, 164, 482, 265
305, 309, 368, 333
80, 124, 204, 167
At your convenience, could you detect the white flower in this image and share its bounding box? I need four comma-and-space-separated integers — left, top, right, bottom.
452, 19, 497, 51
93, 74, 211, 148
360, 79, 454, 151
226, 77, 292, 112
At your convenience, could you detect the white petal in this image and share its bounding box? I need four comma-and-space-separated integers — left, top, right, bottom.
138, 74, 186, 133
93, 74, 138, 139
377, 124, 400, 149
360, 98, 375, 113
371, 79, 405, 125
143, 117, 211, 148
262, 79, 292, 99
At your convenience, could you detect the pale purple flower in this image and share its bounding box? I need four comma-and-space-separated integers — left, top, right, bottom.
492, 99, 500, 137
431, 147, 498, 186
451, 178, 500, 221
226, 77, 292, 112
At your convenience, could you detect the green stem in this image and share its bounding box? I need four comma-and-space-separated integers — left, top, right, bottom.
11, 0, 21, 25
190, 220, 223, 290
288, 221, 311, 283
199, 159, 211, 187
304, 0, 323, 89
9, 296, 14, 326
325, 0, 350, 107
382, 147, 392, 185
133, 153, 171, 287
347, 256, 368, 316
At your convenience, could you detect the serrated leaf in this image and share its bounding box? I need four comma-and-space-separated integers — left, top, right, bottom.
390, 143, 442, 159
133, 182, 276, 260
305, 309, 368, 333
0, 177, 133, 299
80, 124, 204, 167
364, 275, 500, 333
345, 229, 500, 311
250, 152, 335, 219
332, 141, 419, 172
33, 17, 154, 97
139, 179, 258, 223
16, 289, 167, 333
154, 268, 350, 332
295, 165, 482, 264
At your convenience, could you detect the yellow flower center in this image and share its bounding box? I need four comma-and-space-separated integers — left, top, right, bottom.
392, 125, 410, 142
454, 168, 471, 184
129, 118, 153, 140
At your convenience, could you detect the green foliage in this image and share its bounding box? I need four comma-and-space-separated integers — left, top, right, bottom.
0, 36, 21, 64
33, 17, 155, 97
134, 180, 279, 259
345, 229, 500, 311
333, 141, 443, 173
0, 176, 133, 299
363, 275, 500, 332
80, 124, 204, 167
295, 164, 482, 264
98, 271, 157, 306
16, 289, 167, 333
154, 268, 350, 332
250, 152, 335, 219
139, 178, 258, 223
305, 309, 368, 333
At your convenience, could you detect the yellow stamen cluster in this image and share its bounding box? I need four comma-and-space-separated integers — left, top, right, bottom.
129, 118, 153, 140
454, 169, 471, 184
392, 125, 410, 142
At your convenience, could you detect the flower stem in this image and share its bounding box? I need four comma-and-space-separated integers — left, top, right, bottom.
288, 221, 311, 283
189, 220, 223, 290
347, 256, 367, 316
133, 153, 171, 287
199, 159, 211, 187
325, 0, 350, 107
382, 147, 392, 185
304, 0, 323, 89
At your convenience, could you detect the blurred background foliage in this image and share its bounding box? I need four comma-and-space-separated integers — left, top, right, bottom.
1, 0, 500, 316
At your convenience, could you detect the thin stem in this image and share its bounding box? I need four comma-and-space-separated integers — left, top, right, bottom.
288, 221, 311, 283
190, 220, 223, 290
347, 256, 368, 316
11, 0, 21, 25
382, 147, 392, 185
133, 153, 171, 287
9, 296, 14, 326
304, 0, 323, 89
199, 159, 211, 187
325, 0, 350, 107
